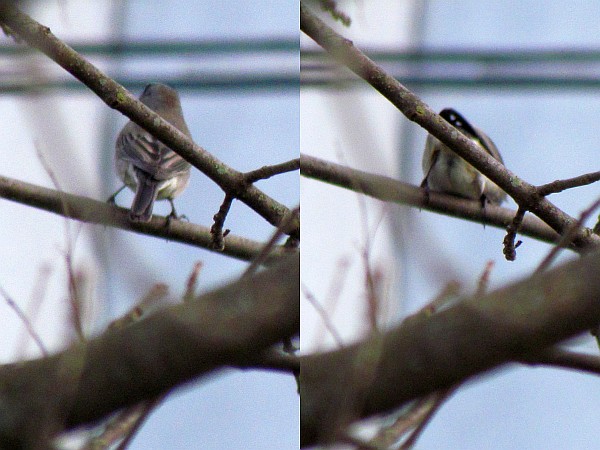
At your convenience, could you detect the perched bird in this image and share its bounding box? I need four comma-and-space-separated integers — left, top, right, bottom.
114, 83, 192, 222
421, 108, 506, 206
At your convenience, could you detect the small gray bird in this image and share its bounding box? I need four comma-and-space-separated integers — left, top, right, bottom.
421, 108, 506, 206
114, 83, 192, 222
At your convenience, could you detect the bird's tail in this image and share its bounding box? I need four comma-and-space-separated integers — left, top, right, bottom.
130, 170, 160, 222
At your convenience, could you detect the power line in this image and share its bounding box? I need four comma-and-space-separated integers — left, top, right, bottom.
301, 47, 600, 91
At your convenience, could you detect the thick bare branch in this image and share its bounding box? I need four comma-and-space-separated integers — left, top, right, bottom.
300, 248, 600, 446
0, 254, 299, 448
0, 174, 286, 262
300, 154, 562, 248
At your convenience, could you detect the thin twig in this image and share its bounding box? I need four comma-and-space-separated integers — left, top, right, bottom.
362, 397, 433, 449
244, 158, 300, 184
359, 209, 388, 332
108, 284, 169, 331
535, 196, 600, 273
14, 264, 52, 359
302, 283, 344, 347
242, 206, 300, 278
183, 262, 203, 303
0, 285, 48, 356
84, 284, 173, 449
114, 397, 164, 450
399, 387, 457, 449
537, 171, 600, 196
503, 206, 526, 261
475, 261, 495, 298
341, 145, 388, 332
395, 262, 496, 448
210, 194, 234, 250
367, 259, 493, 449
80, 400, 159, 450
36, 144, 86, 340
64, 257, 85, 341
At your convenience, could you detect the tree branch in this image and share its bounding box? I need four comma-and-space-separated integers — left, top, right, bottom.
300, 247, 600, 446
519, 347, 600, 376
0, 4, 298, 238
299, 3, 600, 251
0, 174, 285, 262
244, 158, 300, 183
300, 154, 562, 248
537, 171, 600, 196
0, 254, 299, 448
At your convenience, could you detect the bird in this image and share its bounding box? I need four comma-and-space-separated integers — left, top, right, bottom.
421, 108, 506, 206
113, 83, 192, 222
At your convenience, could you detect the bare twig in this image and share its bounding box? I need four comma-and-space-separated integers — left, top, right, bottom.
88, 285, 170, 450
113, 398, 163, 450
503, 206, 526, 261
244, 158, 300, 184
210, 194, 234, 250
475, 261, 495, 298
183, 262, 203, 303
14, 264, 52, 359
243, 206, 300, 278
0, 174, 285, 262
358, 209, 388, 332
302, 283, 344, 347
301, 154, 563, 248
362, 269, 487, 449
81, 399, 161, 450
537, 171, 600, 196
536, 196, 600, 273
399, 387, 457, 450
108, 284, 169, 331
360, 398, 432, 449
0, 285, 48, 356
35, 144, 87, 340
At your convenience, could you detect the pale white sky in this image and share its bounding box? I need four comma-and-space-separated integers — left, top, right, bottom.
0, 1, 298, 449
302, 1, 600, 449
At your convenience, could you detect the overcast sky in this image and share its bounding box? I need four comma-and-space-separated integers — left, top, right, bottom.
0, 1, 298, 449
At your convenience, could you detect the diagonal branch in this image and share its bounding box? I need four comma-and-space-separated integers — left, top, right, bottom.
0, 174, 286, 262
300, 247, 600, 446
244, 158, 300, 183
300, 154, 561, 248
0, 4, 298, 238
537, 171, 600, 196
299, 3, 600, 251
0, 254, 299, 448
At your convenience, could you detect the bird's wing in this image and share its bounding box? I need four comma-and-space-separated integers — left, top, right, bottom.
117, 127, 191, 180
